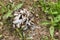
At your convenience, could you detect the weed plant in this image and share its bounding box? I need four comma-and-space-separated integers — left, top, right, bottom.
39, 0, 60, 40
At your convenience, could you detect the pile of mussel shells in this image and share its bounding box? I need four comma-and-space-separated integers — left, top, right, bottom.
13, 8, 36, 30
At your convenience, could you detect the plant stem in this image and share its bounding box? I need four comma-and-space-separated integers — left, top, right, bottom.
16, 28, 23, 40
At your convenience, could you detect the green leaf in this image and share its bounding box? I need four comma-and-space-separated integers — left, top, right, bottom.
54, 15, 60, 23
52, 11, 58, 15
0, 1, 7, 14
0, 1, 7, 10
41, 21, 50, 25
7, 2, 15, 10
11, 3, 15, 9
49, 26, 54, 38
0, 8, 6, 14
3, 10, 12, 19
13, 3, 23, 11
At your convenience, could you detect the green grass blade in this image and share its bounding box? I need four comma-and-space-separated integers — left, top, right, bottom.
13, 3, 23, 11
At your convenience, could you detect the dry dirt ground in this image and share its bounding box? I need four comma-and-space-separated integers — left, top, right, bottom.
0, 0, 60, 40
